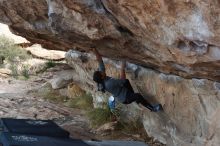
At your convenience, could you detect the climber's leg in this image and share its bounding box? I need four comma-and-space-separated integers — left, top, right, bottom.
123, 79, 134, 93
124, 92, 162, 112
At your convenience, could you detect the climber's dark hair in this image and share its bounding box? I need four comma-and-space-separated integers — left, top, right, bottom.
90, 45, 96, 48
93, 71, 103, 83
93, 71, 105, 93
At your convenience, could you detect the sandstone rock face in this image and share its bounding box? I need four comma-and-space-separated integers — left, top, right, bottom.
0, 0, 220, 81
66, 50, 220, 146
1, 0, 220, 145
95, 121, 118, 135
67, 82, 86, 98
49, 70, 73, 89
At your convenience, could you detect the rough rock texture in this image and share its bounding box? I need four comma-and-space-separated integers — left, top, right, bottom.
67, 82, 86, 98
0, 0, 220, 81
1, 0, 220, 145
66, 50, 220, 146
95, 121, 118, 135
49, 70, 73, 89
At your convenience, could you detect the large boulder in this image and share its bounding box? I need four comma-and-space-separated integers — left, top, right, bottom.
65, 50, 220, 146
0, 0, 220, 81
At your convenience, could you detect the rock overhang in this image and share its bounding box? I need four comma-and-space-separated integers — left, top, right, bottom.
0, 0, 220, 81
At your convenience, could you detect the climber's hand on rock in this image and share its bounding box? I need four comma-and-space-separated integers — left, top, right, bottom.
89, 47, 95, 52
90, 47, 99, 55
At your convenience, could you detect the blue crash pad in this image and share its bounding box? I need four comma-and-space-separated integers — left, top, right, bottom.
0, 132, 90, 146
1, 118, 69, 138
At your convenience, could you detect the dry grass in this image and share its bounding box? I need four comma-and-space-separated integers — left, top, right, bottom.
34, 83, 67, 103
87, 105, 113, 127
65, 93, 93, 110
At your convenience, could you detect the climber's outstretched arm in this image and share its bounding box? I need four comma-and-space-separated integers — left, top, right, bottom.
92, 48, 102, 62
121, 60, 126, 79
91, 47, 105, 72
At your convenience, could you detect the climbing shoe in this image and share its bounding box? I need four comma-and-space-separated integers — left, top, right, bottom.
143, 104, 162, 112
152, 104, 163, 112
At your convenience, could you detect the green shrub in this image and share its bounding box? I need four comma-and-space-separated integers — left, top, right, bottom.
87, 105, 113, 127
43, 91, 67, 103
0, 35, 30, 62
46, 60, 56, 68
37, 60, 57, 73
0, 35, 31, 78
10, 63, 19, 78
65, 93, 93, 110
21, 65, 30, 79
33, 83, 66, 103
47, 94, 67, 103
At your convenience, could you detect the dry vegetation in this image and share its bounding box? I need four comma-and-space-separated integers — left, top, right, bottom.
0, 35, 31, 78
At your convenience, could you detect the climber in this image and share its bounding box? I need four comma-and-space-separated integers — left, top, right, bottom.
91, 47, 162, 112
